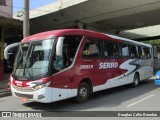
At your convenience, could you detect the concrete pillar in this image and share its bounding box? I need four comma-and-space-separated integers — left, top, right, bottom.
23, 0, 30, 38
77, 22, 84, 29
0, 27, 4, 80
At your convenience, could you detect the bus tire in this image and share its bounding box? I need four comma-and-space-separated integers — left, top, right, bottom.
131, 73, 139, 87
75, 82, 90, 103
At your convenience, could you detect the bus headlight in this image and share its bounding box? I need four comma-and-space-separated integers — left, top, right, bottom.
33, 81, 51, 90
156, 76, 160, 79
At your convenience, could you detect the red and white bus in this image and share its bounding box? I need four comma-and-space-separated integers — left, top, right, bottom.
7, 29, 153, 103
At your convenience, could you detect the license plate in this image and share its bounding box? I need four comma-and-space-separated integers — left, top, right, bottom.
20, 97, 28, 102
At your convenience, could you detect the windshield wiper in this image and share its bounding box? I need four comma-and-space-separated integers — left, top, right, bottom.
13, 44, 24, 76
22, 43, 34, 81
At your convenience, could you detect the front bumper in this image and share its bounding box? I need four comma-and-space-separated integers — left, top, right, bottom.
11, 85, 52, 103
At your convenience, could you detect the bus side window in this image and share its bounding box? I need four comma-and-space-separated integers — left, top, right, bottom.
83, 41, 90, 56
135, 46, 139, 58
113, 44, 119, 56
120, 43, 130, 57
54, 35, 82, 71
103, 41, 108, 57
63, 36, 82, 68
130, 45, 139, 58
138, 46, 142, 59
88, 44, 99, 57
142, 47, 146, 59
103, 41, 119, 58
145, 47, 152, 59
82, 38, 100, 58
148, 48, 152, 59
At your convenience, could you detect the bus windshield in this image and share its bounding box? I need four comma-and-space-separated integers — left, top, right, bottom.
13, 39, 54, 80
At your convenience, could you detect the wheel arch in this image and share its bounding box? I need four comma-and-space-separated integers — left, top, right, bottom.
135, 71, 140, 81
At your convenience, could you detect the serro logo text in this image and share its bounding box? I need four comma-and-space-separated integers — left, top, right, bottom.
99, 62, 118, 69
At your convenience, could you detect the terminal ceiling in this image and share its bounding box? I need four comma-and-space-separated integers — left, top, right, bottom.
30, 0, 160, 36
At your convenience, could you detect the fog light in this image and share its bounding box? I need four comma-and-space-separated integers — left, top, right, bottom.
38, 94, 45, 99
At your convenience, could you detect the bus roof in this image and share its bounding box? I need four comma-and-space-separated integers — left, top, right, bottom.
107, 34, 152, 48
22, 29, 110, 42
22, 29, 152, 48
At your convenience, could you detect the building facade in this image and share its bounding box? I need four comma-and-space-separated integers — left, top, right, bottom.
0, 0, 13, 80
0, 0, 13, 18
0, 0, 22, 80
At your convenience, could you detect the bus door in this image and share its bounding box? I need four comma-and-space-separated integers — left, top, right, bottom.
51, 36, 82, 100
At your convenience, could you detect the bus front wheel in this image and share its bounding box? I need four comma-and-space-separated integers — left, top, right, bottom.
75, 82, 90, 103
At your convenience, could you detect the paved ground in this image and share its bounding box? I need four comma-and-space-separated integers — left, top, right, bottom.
0, 76, 160, 119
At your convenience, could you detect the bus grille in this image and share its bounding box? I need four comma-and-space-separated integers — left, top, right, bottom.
12, 85, 35, 92
14, 92, 33, 99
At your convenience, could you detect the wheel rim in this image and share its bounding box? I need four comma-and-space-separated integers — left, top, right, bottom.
79, 87, 88, 98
